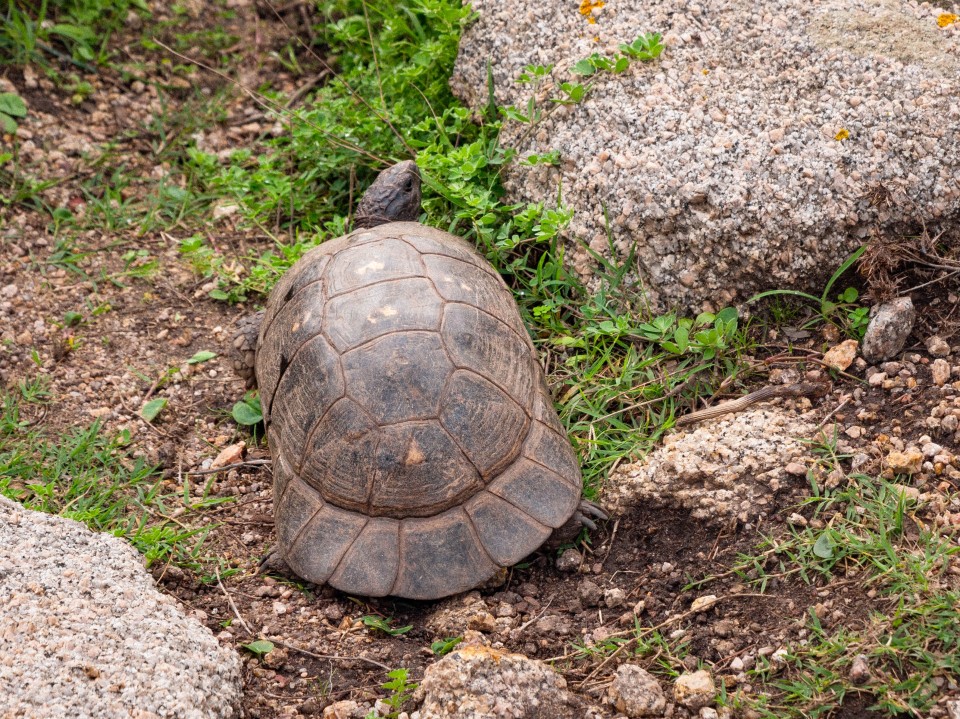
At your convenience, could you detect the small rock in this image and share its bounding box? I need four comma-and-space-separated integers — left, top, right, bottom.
861, 297, 915, 363
946, 699, 960, 719
467, 612, 497, 633
787, 513, 807, 527
534, 614, 572, 636
849, 654, 870, 685
784, 462, 807, 476
322, 700, 364, 719
931, 359, 951, 386
886, 449, 923, 475
690, 595, 718, 613
729, 657, 744, 671
416, 645, 571, 718
608, 664, 666, 717
262, 646, 288, 669
604, 587, 626, 608
211, 442, 245, 469
578, 580, 603, 607
925, 335, 950, 358
213, 203, 240, 220
556, 548, 582, 572
893, 485, 920, 502
673, 670, 716, 710
700, 709, 719, 719
822, 339, 858, 371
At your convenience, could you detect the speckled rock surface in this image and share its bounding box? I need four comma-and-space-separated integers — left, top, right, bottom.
0, 496, 242, 719
451, 0, 960, 310
412, 645, 571, 719
607, 408, 816, 522
607, 664, 666, 717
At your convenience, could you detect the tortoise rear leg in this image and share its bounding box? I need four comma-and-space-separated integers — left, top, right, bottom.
257, 547, 293, 576
572, 499, 608, 531
550, 499, 609, 545
232, 310, 264, 390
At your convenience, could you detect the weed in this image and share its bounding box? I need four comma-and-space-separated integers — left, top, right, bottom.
0, 91, 28, 132
231, 392, 263, 427
430, 636, 462, 656
0, 386, 211, 568
365, 668, 418, 719
1, 0, 149, 67
362, 615, 413, 637
750, 246, 870, 339
695, 437, 960, 717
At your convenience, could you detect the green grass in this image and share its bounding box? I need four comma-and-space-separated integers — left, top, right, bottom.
0, 0, 149, 67
0, 378, 221, 569
712, 436, 960, 717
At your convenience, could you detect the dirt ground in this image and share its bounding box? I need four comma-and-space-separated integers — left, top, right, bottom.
2, 3, 960, 718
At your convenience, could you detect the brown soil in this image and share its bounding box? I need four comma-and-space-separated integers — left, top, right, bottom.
2, 3, 959, 719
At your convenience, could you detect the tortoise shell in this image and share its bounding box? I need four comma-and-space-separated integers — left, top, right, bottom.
258, 221, 582, 599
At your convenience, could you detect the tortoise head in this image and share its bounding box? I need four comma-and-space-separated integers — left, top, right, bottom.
354, 160, 422, 229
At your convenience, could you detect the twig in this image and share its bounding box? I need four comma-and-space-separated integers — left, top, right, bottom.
273, 639, 392, 672
216, 566, 255, 637
599, 519, 620, 567
817, 394, 852, 430
187, 459, 272, 476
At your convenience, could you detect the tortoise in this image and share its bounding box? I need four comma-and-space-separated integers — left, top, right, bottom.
234, 160, 605, 600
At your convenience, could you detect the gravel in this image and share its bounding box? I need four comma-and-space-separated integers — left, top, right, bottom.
0, 496, 242, 719
451, 0, 960, 310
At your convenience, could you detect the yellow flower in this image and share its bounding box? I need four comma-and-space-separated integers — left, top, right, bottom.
937, 13, 958, 27
835, 128, 850, 141
579, 0, 605, 21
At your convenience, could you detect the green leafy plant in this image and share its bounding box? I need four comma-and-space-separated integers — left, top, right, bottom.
0, 0, 150, 66
0, 92, 27, 133
140, 397, 167, 422
242, 639, 275, 658
362, 615, 413, 636
430, 636, 462, 656
231, 392, 262, 426
749, 246, 869, 338
365, 668, 418, 719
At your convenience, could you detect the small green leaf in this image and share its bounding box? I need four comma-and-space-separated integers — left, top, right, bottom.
572, 59, 596, 75
49, 23, 96, 43
813, 532, 835, 559
232, 396, 263, 426
716, 307, 739, 324
141, 397, 168, 422
362, 615, 413, 636
187, 350, 217, 364
242, 639, 275, 657
209, 289, 229, 301
431, 636, 463, 656
63, 311, 83, 327
840, 287, 859, 303
0, 93, 27, 118
0, 113, 17, 134
614, 56, 630, 72
674, 325, 689, 353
